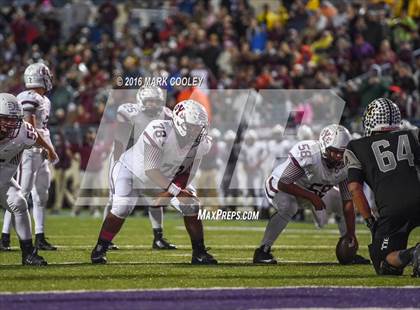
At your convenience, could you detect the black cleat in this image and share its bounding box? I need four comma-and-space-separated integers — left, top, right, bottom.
35, 234, 57, 251
191, 248, 218, 265
108, 242, 119, 251
91, 244, 108, 264
253, 245, 277, 264
0, 234, 11, 251
153, 238, 177, 250
350, 254, 371, 265
412, 243, 420, 277
22, 249, 48, 266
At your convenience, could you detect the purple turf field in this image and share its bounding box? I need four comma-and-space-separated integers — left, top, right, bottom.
1, 287, 420, 310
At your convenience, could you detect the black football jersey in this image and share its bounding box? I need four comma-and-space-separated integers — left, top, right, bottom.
345, 129, 420, 216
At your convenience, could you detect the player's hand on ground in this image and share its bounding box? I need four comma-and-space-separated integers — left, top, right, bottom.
310, 194, 326, 211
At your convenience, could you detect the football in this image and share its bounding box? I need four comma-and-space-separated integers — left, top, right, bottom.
336, 236, 358, 265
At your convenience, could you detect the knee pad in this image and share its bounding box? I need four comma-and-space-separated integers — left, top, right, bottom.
171, 196, 200, 216
33, 190, 49, 207
378, 260, 404, 276
179, 204, 200, 216
8, 194, 28, 215
276, 201, 298, 219
110, 196, 136, 219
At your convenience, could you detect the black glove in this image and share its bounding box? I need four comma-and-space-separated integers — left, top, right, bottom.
365, 216, 377, 235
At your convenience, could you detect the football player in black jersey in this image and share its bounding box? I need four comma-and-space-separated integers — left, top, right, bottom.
345, 98, 420, 276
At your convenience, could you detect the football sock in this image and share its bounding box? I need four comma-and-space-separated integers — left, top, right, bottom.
12, 209, 32, 240
95, 237, 111, 252
19, 239, 34, 256
153, 228, 163, 240
33, 204, 45, 235
149, 207, 163, 230
2, 211, 12, 234
99, 229, 116, 242
35, 233, 45, 239
183, 216, 204, 250
260, 211, 291, 247
191, 239, 205, 253
1, 233, 10, 242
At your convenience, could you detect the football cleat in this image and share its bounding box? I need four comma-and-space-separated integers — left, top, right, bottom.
412, 243, 420, 277
35, 234, 57, 251
153, 238, 177, 250
350, 254, 371, 265
0, 234, 11, 251
108, 242, 119, 251
22, 249, 48, 266
253, 245, 277, 264
191, 248, 218, 265
91, 245, 108, 264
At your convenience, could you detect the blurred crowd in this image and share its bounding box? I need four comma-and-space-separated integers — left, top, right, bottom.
0, 0, 419, 213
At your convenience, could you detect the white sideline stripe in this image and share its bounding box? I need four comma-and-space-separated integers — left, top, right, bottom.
176, 226, 370, 234
1, 286, 420, 295
0, 260, 336, 266
3, 244, 337, 250
252, 308, 418, 310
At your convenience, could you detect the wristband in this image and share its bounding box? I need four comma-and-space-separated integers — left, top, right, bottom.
167, 183, 181, 197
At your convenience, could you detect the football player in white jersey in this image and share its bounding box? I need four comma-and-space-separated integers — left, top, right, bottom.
253, 124, 369, 264
0, 93, 58, 265
102, 86, 176, 250
1, 63, 58, 251
91, 100, 217, 265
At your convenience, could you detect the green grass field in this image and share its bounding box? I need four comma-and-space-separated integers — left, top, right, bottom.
1, 213, 420, 292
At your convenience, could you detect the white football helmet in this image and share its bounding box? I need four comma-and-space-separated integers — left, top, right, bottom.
24, 62, 53, 92
172, 100, 208, 143
363, 98, 401, 136
244, 129, 257, 142
0, 93, 23, 139
136, 85, 165, 117
319, 124, 351, 168
224, 130, 236, 141
297, 124, 314, 141
210, 128, 221, 140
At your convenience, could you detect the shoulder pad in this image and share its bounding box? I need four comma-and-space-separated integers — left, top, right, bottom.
17, 90, 43, 109
288, 140, 318, 169
18, 121, 38, 146
117, 103, 140, 122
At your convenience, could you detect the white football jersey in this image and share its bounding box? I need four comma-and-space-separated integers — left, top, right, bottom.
17, 90, 51, 142
0, 121, 38, 186
120, 120, 211, 186
114, 104, 172, 148
271, 140, 347, 197
240, 141, 267, 168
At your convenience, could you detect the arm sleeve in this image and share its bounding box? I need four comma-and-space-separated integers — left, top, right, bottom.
277, 156, 305, 184
338, 179, 352, 201
344, 145, 364, 183
144, 142, 163, 171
